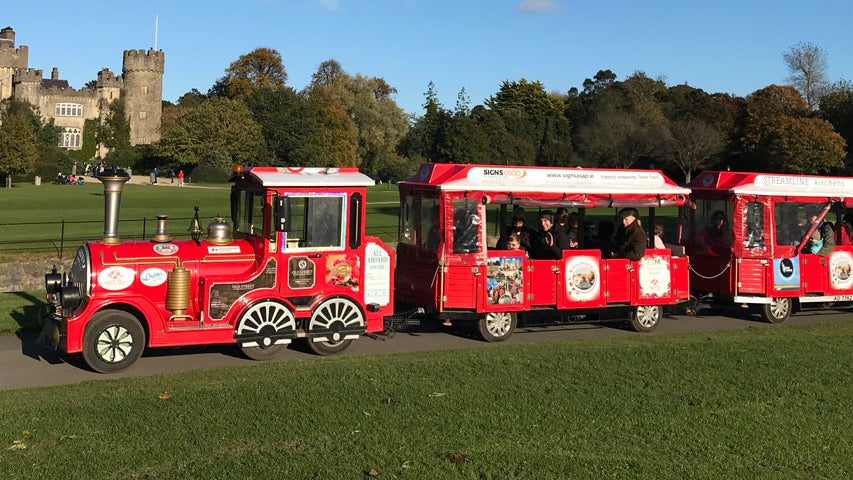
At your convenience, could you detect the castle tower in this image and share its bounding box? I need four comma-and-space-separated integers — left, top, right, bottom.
0, 27, 29, 101
13, 68, 42, 105
121, 48, 164, 145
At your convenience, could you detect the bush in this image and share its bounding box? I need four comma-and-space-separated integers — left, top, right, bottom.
188, 163, 231, 183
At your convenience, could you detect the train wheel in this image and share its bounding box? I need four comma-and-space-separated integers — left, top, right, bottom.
306, 298, 363, 356
305, 338, 353, 356
761, 298, 791, 323
235, 300, 296, 361
82, 310, 145, 373
477, 311, 516, 342
629, 305, 661, 332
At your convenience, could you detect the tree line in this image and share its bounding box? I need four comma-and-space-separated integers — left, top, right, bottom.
2, 42, 852, 185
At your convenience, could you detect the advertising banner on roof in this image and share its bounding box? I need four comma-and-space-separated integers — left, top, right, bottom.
464, 167, 667, 189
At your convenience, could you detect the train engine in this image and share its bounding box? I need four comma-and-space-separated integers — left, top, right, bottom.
44, 167, 394, 373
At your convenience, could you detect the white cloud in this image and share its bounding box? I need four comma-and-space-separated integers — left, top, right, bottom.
518, 0, 559, 12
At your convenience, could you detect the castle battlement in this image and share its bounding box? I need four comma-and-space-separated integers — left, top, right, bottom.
14, 67, 42, 83
38, 85, 98, 99
97, 68, 123, 88
123, 48, 164, 73
0, 44, 28, 69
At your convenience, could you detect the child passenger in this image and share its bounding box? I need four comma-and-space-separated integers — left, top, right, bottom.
805, 229, 823, 254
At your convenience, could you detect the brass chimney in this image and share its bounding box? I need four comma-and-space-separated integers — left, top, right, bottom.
97, 168, 131, 244
152, 215, 171, 242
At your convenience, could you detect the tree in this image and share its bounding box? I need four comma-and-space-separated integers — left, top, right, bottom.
209, 48, 288, 100
663, 119, 725, 183
743, 85, 845, 173
245, 87, 321, 167
158, 97, 267, 169
0, 109, 38, 180
575, 111, 663, 168
98, 100, 132, 163
784, 42, 829, 110
819, 82, 853, 171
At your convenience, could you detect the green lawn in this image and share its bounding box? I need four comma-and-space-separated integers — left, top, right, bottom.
0, 181, 401, 255
1, 321, 852, 479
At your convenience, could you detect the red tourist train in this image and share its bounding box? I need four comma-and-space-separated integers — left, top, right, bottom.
43, 164, 853, 372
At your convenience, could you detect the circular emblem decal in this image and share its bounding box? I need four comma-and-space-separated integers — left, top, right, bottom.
153, 243, 179, 255
830, 252, 853, 289
779, 258, 795, 278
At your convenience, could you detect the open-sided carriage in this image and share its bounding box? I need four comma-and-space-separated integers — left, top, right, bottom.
395, 163, 692, 340
685, 170, 853, 322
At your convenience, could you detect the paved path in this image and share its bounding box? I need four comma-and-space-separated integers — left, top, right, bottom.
1, 309, 849, 390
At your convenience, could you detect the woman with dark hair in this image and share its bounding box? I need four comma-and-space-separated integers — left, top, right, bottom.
841, 214, 853, 246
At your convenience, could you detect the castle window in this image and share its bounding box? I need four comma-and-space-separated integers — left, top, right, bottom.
139, 111, 147, 119
55, 103, 83, 117
59, 128, 81, 149
141, 86, 148, 94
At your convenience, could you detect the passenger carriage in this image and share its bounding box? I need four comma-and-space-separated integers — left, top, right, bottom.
395, 163, 692, 340
685, 170, 853, 323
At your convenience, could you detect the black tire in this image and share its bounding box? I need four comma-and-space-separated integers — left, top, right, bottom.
239, 343, 287, 361
305, 338, 353, 356
761, 297, 792, 324
629, 305, 661, 332
82, 310, 145, 373
477, 311, 516, 342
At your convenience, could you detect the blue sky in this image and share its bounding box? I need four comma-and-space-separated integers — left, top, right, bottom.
4, 0, 852, 116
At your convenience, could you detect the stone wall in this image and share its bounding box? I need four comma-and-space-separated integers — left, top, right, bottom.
0, 258, 71, 293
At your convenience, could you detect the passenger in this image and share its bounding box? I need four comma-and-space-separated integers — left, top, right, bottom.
808, 214, 835, 256
497, 207, 533, 250
426, 206, 442, 250
554, 208, 579, 248
804, 229, 823, 254
615, 208, 647, 261
699, 210, 733, 256
566, 212, 580, 247
530, 210, 571, 259
653, 222, 666, 250
506, 233, 525, 251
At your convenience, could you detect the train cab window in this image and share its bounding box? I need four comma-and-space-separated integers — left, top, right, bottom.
233, 189, 267, 238
744, 202, 765, 249
453, 200, 481, 254
283, 194, 345, 250
774, 202, 827, 246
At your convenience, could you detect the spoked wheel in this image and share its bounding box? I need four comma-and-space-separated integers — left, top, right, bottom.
235, 300, 296, 361
629, 305, 661, 332
82, 310, 145, 373
306, 298, 364, 356
761, 297, 792, 324
477, 311, 517, 342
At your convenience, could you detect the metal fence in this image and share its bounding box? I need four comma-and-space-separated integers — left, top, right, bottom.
0, 217, 399, 259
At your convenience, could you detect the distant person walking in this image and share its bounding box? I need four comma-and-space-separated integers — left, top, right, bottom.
178, 170, 184, 187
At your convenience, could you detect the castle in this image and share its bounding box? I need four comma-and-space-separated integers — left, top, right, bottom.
0, 26, 163, 151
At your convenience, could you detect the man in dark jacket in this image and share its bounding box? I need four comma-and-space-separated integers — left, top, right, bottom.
530, 210, 572, 259
616, 208, 647, 261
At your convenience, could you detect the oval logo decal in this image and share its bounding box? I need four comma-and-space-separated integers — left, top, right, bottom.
98, 266, 136, 291
153, 243, 179, 255
140, 268, 168, 287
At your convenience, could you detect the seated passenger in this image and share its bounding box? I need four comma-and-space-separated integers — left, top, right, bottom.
841, 214, 853, 246
804, 229, 823, 254
699, 210, 733, 256
505, 233, 526, 252
530, 210, 571, 259
497, 208, 533, 250
615, 208, 647, 261
653, 222, 666, 250
808, 214, 835, 256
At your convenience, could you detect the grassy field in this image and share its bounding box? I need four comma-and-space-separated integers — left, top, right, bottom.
1, 321, 852, 479
0, 181, 401, 255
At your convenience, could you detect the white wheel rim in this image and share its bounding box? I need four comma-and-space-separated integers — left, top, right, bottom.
486, 312, 513, 337
96, 325, 133, 364
310, 298, 364, 331
770, 298, 790, 319
238, 301, 296, 335
636, 306, 660, 329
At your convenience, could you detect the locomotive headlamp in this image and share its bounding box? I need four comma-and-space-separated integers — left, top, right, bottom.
45, 267, 62, 294
59, 284, 83, 311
